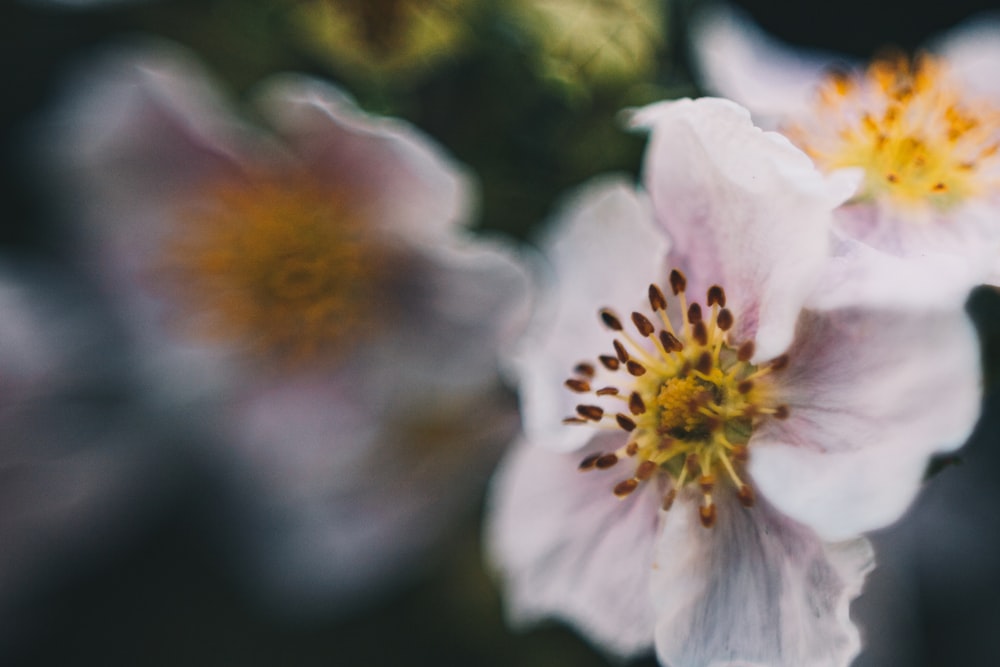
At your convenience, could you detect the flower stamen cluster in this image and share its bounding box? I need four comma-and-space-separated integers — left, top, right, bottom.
563, 269, 790, 528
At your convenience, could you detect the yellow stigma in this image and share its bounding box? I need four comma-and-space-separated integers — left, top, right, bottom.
154, 172, 388, 369
787, 54, 1000, 211
566, 272, 789, 528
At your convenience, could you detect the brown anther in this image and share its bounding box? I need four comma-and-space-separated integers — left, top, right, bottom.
886, 172, 900, 184
578, 453, 601, 470
706, 285, 726, 307
660, 331, 683, 353
692, 321, 709, 346
687, 303, 703, 325
695, 351, 713, 375
595, 453, 619, 469
661, 489, 677, 511
932, 182, 948, 192
574, 362, 596, 378
596, 387, 619, 396
632, 312, 655, 337
717, 309, 734, 331
636, 460, 657, 481
698, 474, 716, 492
613, 339, 630, 363
669, 269, 687, 295
625, 442, 639, 456
770, 354, 790, 371
699, 503, 717, 528
626, 360, 647, 376
564, 378, 591, 393
656, 436, 675, 451
703, 416, 721, 432
628, 391, 646, 415
600, 309, 624, 331
614, 479, 639, 498
648, 283, 668, 311
774, 405, 790, 420
731, 445, 749, 462
738, 484, 756, 507
737, 380, 754, 394
615, 413, 637, 431
599, 355, 621, 371
737, 341, 755, 362
562, 417, 588, 425
576, 404, 604, 421
685, 454, 700, 476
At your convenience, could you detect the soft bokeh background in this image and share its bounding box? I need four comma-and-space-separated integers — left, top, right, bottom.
2, 0, 1000, 665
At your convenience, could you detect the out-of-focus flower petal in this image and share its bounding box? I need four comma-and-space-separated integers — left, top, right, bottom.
512, 176, 667, 452
651, 494, 873, 667
931, 14, 1000, 99
750, 307, 981, 540
691, 5, 855, 125
632, 97, 857, 360
485, 435, 661, 658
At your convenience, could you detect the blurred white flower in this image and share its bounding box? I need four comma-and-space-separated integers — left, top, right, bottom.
486, 98, 981, 666
0, 258, 172, 643
694, 6, 1000, 292
43, 42, 530, 611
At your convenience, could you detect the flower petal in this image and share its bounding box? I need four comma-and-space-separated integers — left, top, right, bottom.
632, 97, 857, 360
485, 435, 661, 658
512, 176, 669, 452
690, 5, 856, 125
750, 307, 981, 540
254, 74, 475, 242
931, 15, 1000, 100
651, 493, 874, 667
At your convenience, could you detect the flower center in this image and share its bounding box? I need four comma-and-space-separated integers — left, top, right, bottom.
565, 270, 789, 528
155, 173, 388, 369
786, 54, 1000, 210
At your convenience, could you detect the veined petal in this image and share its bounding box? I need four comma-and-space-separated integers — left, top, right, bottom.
485, 435, 661, 658
513, 176, 669, 452
651, 493, 874, 667
632, 97, 857, 361
254, 74, 475, 242
750, 307, 981, 540
690, 5, 856, 124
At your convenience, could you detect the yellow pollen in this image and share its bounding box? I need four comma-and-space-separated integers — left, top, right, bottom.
786, 54, 1000, 211
566, 275, 789, 528
153, 173, 388, 369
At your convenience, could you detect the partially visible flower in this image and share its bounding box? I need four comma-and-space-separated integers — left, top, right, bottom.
288, 0, 482, 84
505, 0, 666, 96
44, 42, 530, 610
487, 98, 981, 666
694, 6, 1000, 291
0, 258, 171, 640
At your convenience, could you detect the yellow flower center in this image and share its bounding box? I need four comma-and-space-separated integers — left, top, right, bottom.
565, 271, 789, 528
786, 54, 1000, 211
154, 173, 388, 369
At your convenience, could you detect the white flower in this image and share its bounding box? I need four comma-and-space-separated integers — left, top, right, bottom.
486, 98, 981, 666
42, 41, 530, 611
693, 6, 1000, 291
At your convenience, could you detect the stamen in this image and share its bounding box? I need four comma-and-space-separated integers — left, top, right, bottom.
626, 360, 647, 376
635, 460, 657, 480
600, 309, 624, 331
699, 503, 717, 528
595, 387, 619, 396
613, 478, 639, 497
613, 340, 630, 363
631, 312, 655, 337
599, 355, 621, 370
738, 484, 756, 507
576, 405, 604, 420
574, 362, 596, 377
770, 354, 790, 371
565, 378, 591, 392
716, 308, 734, 331
661, 488, 677, 511
706, 285, 726, 307
669, 269, 687, 295
648, 283, 668, 311
687, 303, 703, 325
579, 453, 602, 470
660, 330, 683, 353
615, 413, 637, 431
737, 341, 755, 362
692, 321, 709, 346
628, 391, 646, 415
595, 453, 619, 469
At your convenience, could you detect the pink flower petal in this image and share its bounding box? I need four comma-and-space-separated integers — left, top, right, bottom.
485, 435, 661, 658
651, 494, 873, 667
750, 307, 981, 539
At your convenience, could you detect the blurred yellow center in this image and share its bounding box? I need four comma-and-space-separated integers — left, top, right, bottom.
787, 55, 1000, 210
158, 174, 385, 368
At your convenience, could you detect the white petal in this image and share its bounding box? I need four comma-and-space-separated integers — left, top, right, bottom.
651, 494, 874, 667
632, 97, 856, 361
254, 74, 475, 242
932, 14, 1000, 100
512, 176, 669, 452
749, 307, 981, 540
485, 436, 661, 658
690, 5, 856, 125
